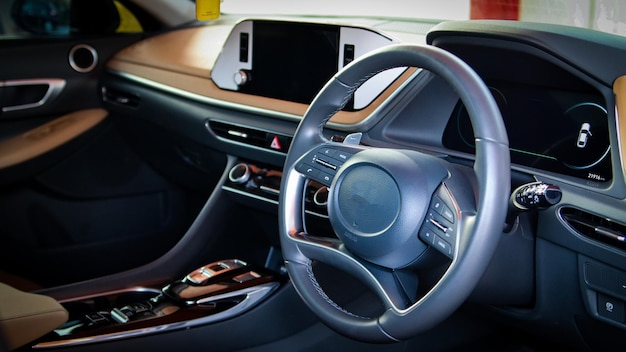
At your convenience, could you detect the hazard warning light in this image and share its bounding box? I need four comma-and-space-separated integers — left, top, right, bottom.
270, 135, 282, 150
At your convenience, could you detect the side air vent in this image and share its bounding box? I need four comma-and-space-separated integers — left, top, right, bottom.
560, 207, 626, 251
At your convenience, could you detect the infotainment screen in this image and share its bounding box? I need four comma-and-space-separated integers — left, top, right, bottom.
211, 19, 401, 110
238, 21, 339, 104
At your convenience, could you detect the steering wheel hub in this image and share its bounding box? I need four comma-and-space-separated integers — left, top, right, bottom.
328, 148, 447, 268
335, 164, 400, 235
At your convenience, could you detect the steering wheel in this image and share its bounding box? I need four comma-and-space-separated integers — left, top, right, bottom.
278, 44, 510, 342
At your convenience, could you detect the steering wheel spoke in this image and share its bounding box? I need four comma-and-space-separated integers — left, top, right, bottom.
291, 229, 418, 311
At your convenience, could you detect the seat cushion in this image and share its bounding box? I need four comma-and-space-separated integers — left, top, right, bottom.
0, 283, 68, 350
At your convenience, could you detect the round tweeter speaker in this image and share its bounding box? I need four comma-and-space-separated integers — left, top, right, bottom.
69, 44, 98, 73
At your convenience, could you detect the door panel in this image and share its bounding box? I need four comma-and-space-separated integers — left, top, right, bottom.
0, 36, 142, 122
0, 36, 222, 288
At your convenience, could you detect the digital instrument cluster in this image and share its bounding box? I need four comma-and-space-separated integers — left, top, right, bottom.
443, 81, 612, 182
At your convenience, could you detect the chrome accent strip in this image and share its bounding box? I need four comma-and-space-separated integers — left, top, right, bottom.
33, 282, 279, 349
106, 68, 421, 131
195, 282, 272, 305
69, 44, 98, 73
259, 185, 280, 195
304, 209, 329, 219
56, 287, 161, 304
222, 185, 278, 205
1, 79, 66, 112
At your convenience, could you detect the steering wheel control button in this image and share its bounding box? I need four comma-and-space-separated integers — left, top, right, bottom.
419, 226, 436, 245
431, 196, 455, 224
318, 172, 333, 185
332, 151, 352, 163
432, 197, 444, 213
318, 148, 336, 158
296, 146, 358, 185
313, 157, 337, 170
313, 147, 353, 170
296, 163, 320, 178
441, 205, 455, 223
434, 236, 453, 257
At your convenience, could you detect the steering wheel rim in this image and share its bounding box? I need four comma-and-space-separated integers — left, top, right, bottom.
279, 44, 510, 342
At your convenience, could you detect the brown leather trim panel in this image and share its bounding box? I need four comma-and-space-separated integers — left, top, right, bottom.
613, 76, 626, 179
0, 108, 107, 169
107, 26, 416, 126
0, 282, 68, 350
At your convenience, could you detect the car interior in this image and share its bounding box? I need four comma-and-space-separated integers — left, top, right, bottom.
1, 0, 626, 351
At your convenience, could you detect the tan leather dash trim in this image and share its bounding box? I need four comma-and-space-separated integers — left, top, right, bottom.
613, 76, 626, 180
0, 108, 107, 169
107, 25, 416, 126
107, 59, 417, 126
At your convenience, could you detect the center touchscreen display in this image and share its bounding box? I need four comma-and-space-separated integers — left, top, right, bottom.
238, 21, 340, 104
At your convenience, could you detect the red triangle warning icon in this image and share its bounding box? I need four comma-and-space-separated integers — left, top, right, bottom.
270, 135, 282, 150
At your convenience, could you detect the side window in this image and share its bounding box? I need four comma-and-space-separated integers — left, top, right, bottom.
0, 0, 157, 39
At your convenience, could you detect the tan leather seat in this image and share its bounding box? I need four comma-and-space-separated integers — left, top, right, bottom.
0, 283, 68, 351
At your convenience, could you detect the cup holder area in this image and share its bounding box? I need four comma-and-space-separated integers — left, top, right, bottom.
52, 288, 162, 338
61, 289, 161, 320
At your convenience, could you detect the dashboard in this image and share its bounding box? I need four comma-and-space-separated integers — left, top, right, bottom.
104, 18, 626, 191
100, 16, 626, 350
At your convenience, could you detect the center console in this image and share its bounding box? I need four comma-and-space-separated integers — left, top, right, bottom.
33, 260, 279, 349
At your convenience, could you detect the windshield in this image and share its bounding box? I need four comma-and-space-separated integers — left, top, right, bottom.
220, 0, 469, 21
220, 0, 626, 37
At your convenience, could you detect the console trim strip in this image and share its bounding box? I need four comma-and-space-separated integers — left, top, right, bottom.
33, 282, 279, 349
57, 287, 161, 304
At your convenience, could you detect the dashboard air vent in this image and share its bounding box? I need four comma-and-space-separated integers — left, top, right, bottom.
207, 120, 292, 154
560, 207, 626, 251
